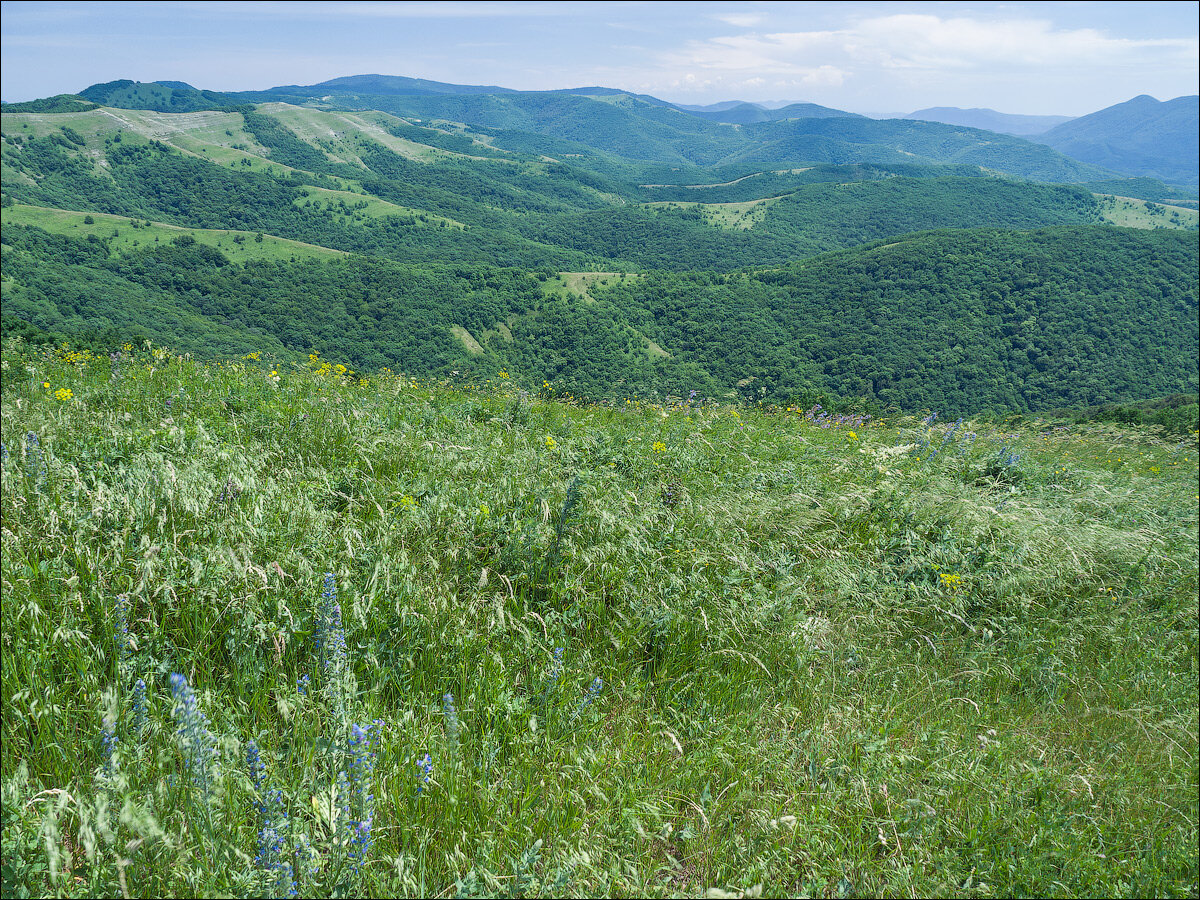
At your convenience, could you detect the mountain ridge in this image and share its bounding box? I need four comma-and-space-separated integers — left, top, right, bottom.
903, 107, 1074, 136
1037, 94, 1199, 187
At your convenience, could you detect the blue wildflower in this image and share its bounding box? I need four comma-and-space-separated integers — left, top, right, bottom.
540, 647, 564, 707
345, 721, 381, 873
313, 574, 350, 717
114, 593, 132, 676
314, 573, 346, 676
416, 754, 433, 793
246, 739, 265, 793
297, 674, 310, 695
169, 673, 216, 798
254, 787, 295, 897
100, 718, 117, 776
572, 676, 604, 721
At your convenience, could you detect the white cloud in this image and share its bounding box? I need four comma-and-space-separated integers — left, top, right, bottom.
852, 14, 1197, 70
643, 12, 1198, 108
667, 13, 1198, 79
710, 13, 765, 28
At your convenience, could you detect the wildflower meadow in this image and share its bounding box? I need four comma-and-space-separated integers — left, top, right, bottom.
1, 340, 1197, 897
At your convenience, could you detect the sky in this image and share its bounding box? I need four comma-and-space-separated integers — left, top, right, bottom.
2, 1, 1197, 115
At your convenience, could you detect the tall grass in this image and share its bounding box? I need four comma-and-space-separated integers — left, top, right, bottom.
2, 340, 1197, 897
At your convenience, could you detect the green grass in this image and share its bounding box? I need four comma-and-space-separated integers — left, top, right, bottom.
294, 186, 465, 228
1, 203, 346, 263
642, 198, 779, 230
257, 103, 470, 165
1095, 194, 1199, 230
1, 340, 1197, 898
541, 272, 643, 304
1, 107, 367, 189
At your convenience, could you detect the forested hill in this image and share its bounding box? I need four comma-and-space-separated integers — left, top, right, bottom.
23, 76, 1114, 182
4, 219, 1195, 415
1038, 94, 1200, 188
590, 227, 1200, 413
2, 88, 1197, 416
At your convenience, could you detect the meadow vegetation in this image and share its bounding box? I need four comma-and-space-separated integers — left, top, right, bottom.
2, 339, 1196, 897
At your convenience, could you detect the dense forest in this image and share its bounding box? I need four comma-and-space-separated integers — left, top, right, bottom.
2, 92, 1197, 415
3, 220, 1195, 414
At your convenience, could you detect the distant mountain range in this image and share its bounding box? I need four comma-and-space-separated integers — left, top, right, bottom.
902, 107, 1074, 136
4, 74, 1195, 190
1037, 94, 1200, 188
670, 101, 864, 125
2, 72, 1195, 412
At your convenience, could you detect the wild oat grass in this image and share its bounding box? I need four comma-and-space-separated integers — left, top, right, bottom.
1, 341, 1197, 897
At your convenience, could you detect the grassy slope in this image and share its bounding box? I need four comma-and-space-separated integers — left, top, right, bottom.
1, 342, 1196, 898
1095, 194, 1200, 230
643, 198, 778, 230
2, 203, 346, 262
294, 186, 465, 228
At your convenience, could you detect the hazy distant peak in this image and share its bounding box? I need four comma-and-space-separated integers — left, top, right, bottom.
304, 74, 518, 96
674, 100, 764, 113
1038, 94, 1199, 188
904, 107, 1074, 136
677, 100, 861, 124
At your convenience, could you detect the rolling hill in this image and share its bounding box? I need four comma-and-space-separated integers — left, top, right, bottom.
2, 77, 1197, 415
62, 76, 1115, 182
904, 107, 1073, 136
1037, 94, 1200, 187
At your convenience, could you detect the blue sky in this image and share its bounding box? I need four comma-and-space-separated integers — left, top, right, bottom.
2, 1, 1197, 114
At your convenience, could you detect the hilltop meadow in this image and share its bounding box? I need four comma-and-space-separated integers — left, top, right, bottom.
1, 341, 1196, 898
2, 75, 1198, 898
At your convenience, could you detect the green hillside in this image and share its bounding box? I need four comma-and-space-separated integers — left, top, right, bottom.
2, 202, 346, 262
69, 75, 1115, 183
4, 105, 1153, 277
534, 178, 1108, 270
2, 75, 1198, 900
4, 220, 1195, 414
1, 341, 1196, 897
2, 96, 1196, 417
1039, 94, 1199, 188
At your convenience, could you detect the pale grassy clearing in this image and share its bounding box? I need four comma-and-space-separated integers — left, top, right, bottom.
1096, 194, 1200, 230
450, 324, 486, 355
0, 107, 364, 189
257, 103, 507, 166
294, 186, 465, 228
1, 203, 346, 263
543, 272, 644, 304
643, 196, 781, 230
